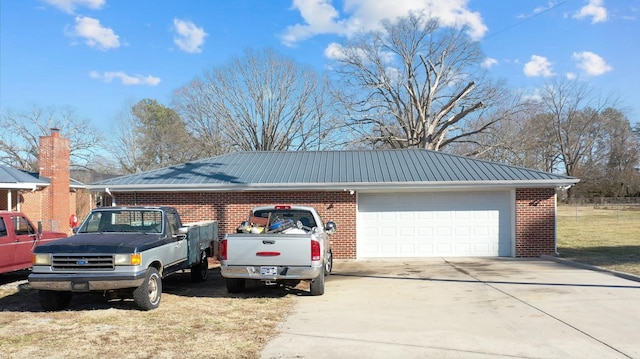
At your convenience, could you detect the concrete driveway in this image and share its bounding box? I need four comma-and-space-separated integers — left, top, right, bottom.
261, 258, 640, 359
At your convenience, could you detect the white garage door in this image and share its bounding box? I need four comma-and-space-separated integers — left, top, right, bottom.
357, 191, 512, 258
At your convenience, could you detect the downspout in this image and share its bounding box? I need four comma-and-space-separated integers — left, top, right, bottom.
554, 191, 559, 256
105, 187, 116, 206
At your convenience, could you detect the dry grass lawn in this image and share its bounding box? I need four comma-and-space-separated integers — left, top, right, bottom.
0, 266, 302, 359
557, 205, 640, 276
1, 205, 638, 359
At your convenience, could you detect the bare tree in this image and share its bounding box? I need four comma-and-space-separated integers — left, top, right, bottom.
538, 78, 621, 179
572, 107, 640, 197
452, 101, 560, 173
0, 105, 103, 171
110, 99, 199, 173
173, 48, 340, 153
331, 13, 518, 150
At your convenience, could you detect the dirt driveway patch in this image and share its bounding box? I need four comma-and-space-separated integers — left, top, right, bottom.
261, 258, 640, 359
0, 268, 299, 359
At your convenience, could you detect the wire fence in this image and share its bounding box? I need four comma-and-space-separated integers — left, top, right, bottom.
559, 199, 640, 222
38, 220, 62, 232
566, 197, 640, 209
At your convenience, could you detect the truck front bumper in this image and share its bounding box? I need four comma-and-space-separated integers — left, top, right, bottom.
28, 271, 146, 292
220, 265, 322, 280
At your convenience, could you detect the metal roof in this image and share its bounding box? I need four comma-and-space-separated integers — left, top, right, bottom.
0, 166, 86, 190
0, 166, 49, 190
89, 149, 579, 192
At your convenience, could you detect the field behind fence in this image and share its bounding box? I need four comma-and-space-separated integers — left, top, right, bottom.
556, 204, 640, 276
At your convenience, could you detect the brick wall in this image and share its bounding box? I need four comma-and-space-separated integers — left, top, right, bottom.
111, 191, 358, 259
106, 187, 557, 259
515, 188, 556, 257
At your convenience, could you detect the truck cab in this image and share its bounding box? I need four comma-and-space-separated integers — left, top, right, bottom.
0, 211, 67, 275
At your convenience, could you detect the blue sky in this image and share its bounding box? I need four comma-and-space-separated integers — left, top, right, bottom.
1, 0, 638, 134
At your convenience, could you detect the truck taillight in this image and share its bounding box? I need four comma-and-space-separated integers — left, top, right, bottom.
274, 205, 291, 210
311, 240, 321, 261
220, 239, 228, 260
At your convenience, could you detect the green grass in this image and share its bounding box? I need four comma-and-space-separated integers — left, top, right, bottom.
557, 205, 640, 276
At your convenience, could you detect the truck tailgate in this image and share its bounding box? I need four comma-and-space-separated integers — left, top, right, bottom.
225, 234, 312, 266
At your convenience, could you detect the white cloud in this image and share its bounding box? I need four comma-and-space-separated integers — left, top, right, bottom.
89, 71, 161, 86
42, 0, 105, 14
482, 57, 498, 69
573, 0, 608, 23
523, 55, 555, 77
324, 42, 346, 60
566, 72, 577, 80
323, 42, 394, 65
172, 19, 207, 54
67, 16, 120, 50
572, 51, 612, 76
282, 0, 488, 46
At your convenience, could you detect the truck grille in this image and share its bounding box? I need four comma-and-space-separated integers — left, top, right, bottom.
52, 255, 115, 270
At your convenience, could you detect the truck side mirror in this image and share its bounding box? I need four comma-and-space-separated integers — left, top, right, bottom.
37, 221, 43, 235
325, 221, 337, 234
174, 226, 188, 240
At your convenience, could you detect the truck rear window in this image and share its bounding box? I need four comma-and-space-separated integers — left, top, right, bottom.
252, 209, 317, 228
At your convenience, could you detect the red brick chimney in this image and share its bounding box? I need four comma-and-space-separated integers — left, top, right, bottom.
39, 128, 71, 233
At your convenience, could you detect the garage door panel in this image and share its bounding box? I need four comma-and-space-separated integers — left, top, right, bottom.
357, 192, 512, 258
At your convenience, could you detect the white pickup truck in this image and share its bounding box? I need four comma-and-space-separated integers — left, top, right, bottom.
219, 205, 336, 296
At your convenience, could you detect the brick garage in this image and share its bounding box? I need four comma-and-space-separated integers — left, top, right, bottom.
91, 150, 578, 259
105, 186, 561, 259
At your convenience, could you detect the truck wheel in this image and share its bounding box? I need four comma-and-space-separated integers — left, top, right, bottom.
310, 271, 325, 296
324, 250, 333, 276
226, 278, 246, 293
133, 267, 162, 311
190, 257, 209, 283
38, 290, 72, 311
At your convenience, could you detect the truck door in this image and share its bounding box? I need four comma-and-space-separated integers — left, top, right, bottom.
165, 211, 187, 264
11, 215, 37, 269
0, 217, 17, 273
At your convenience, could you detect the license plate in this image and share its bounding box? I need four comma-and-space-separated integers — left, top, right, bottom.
260, 266, 278, 276
71, 282, 89, 291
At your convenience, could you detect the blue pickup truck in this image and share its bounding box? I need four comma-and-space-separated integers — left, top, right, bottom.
29, 206, 217, 311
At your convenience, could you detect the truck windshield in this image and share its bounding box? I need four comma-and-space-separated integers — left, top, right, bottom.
78, 209, 163, 234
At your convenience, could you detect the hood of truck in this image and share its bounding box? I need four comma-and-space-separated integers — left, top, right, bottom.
33, 233, 166, 254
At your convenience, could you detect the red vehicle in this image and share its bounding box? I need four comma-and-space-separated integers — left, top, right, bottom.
0, 211, 67, 275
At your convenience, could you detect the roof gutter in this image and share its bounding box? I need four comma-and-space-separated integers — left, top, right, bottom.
0, 183, 41, 191
88, 178, 580, 193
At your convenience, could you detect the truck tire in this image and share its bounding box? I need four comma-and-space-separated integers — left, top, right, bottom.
324, 250, 333, 276
190, 257, 209, 283
38, 290, 72, 311
226, 278, 246, 293
309, 270, 325, 296
133, 267, 162, 311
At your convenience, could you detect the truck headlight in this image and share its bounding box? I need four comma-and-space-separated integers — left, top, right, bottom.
32, 253, 52, 266
114, 253, 142, 266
